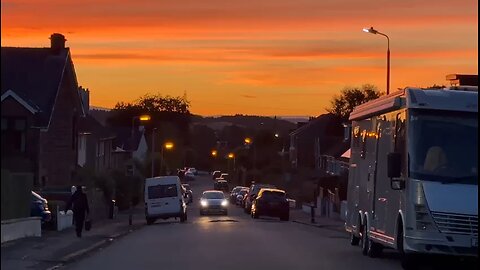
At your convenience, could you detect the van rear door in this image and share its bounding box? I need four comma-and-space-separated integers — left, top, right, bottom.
146, 183, 181, 216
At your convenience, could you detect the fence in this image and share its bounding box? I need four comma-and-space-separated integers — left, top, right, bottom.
1, 170, 33, 221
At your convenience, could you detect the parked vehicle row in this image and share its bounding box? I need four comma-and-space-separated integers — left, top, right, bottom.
228, 182, 290, 221
207, 170, 290, 221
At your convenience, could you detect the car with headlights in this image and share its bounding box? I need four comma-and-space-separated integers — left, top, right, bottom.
236, 188, 249, 206
251, 188, 289, 221
244, 183, 276, 214
229, 186, 246, 203
200, 191, 228, 215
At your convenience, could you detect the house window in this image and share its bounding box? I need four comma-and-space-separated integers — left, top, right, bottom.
1, 117, 27, 153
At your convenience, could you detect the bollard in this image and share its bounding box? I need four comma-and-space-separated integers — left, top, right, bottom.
311, 204, 315, 223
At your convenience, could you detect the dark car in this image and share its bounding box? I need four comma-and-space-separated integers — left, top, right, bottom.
229, 186, 246, 203
31, 191, 52, 224
244, 183, 276, 214
214, 180, 229, 192
251, 188, 289, 221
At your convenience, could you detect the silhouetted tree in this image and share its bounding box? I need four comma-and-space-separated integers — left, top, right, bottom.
326, 84, 383, 120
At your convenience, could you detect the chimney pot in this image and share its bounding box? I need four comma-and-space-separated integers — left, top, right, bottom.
50, 33, 66, 54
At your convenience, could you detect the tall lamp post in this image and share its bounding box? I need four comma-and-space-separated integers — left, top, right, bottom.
160, 142, 174, 175
129, 114, 150, 225
363, 26, 390, 95
244, 137, 255, 172
151, 128, 157, 177
228, 153, 235, 172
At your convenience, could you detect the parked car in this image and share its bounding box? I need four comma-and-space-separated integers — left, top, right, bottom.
144, 176, 188, 225
212, 170, 222, 180
236, 188, 249, 206
244, 183, 276, 214
184, 171, 195, 181
200, 190, 228, 215
31, 191, 52, 224
187, 168, 198, 175
220, 173, 230, 181
251, 188, 289, 221
214, 180, 229, 192
177, 169, 186, 180
182, 184, 193, 203
229, 186, 246, 203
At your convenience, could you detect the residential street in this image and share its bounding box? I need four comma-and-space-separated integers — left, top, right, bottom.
63, 175, 403, 270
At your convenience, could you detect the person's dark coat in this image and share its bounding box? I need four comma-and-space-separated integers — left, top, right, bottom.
66, 188, 90, 237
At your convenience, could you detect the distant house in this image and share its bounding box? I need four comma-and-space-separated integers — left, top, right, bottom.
112, 126, 148, 169
1, 33, 85, 188
289, 114, 344, 170
78, 115, 116, 173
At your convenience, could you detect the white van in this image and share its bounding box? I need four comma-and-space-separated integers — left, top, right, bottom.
144, 176, 188, 225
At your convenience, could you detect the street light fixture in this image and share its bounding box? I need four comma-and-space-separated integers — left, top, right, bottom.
244, 137, 252, 144
211, 150, 218, 157
363, 26, 391, 95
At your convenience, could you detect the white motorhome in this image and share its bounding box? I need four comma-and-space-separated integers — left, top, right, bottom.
344, 87, 478, 267
144, 176, 188, 225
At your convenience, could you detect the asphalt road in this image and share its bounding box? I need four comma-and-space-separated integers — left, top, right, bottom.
63, 175, 474, 270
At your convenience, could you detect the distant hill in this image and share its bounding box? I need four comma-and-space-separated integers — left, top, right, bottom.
192, 115, 297, 133
89, 110, 299, 133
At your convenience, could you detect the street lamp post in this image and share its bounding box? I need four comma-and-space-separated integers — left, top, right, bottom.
129, 114, 151, 226
363, 26, 390, 95
151, 128, 157, 178
160, 142, 174, 175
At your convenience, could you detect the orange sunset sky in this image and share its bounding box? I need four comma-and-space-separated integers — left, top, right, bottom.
1, 0, 478, 116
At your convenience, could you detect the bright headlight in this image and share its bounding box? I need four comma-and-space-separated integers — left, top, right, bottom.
221, 200, 228, 207
200, 200, 208, 207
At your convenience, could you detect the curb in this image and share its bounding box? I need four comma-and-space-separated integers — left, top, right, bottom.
45, 223, 144, 270
292, 220, 346, 233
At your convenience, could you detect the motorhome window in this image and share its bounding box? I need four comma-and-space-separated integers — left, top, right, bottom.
409, 110, 478, 184
148, 184, 178, 199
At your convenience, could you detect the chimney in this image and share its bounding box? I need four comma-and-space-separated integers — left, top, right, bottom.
50, 33, 66, 54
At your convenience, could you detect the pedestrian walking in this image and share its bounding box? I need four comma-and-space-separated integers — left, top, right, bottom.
66, 185, 90, 237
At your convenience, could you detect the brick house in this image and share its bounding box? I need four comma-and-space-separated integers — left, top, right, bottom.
289, 113, 344, 170
1, 33, 85, 188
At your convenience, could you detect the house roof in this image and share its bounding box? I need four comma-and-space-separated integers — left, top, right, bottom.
289, 113, 341, 137
1, 47, 82, 127
112, 126, 144, 151
78, 115, 116, 140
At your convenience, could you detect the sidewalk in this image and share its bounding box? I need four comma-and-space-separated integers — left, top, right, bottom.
290, 209, 347, 234
1, 206, 145, 270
